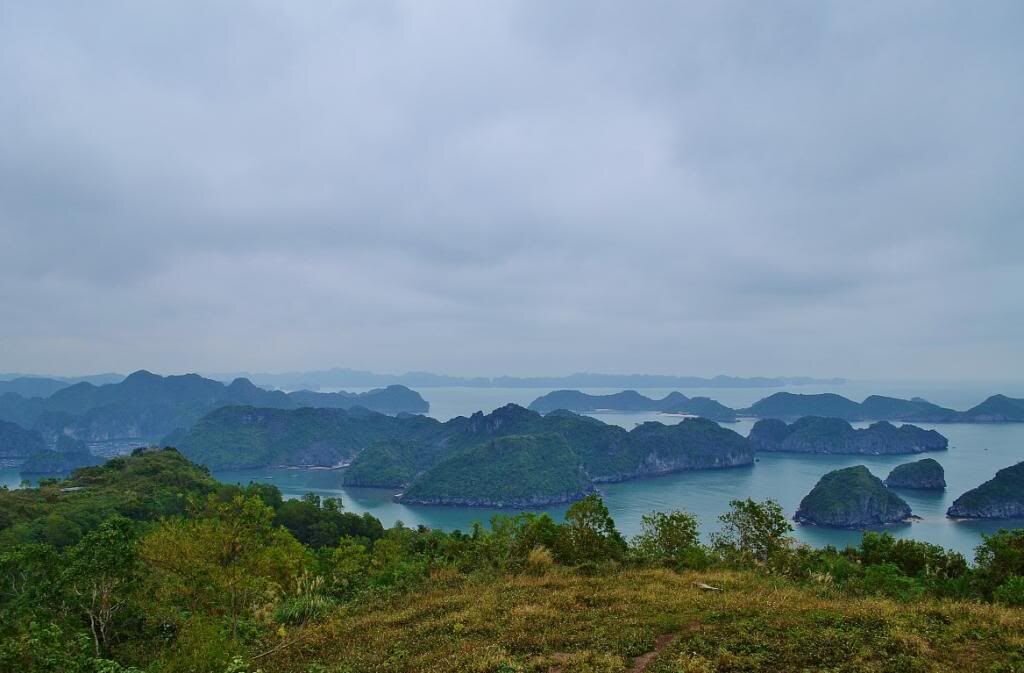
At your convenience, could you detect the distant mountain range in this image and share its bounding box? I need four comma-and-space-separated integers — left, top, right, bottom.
0, 374, 124, 397
0, 370, 428, 451
528, 390, 1024, 423
208, 368, 846, 390
528, 390, 737, 422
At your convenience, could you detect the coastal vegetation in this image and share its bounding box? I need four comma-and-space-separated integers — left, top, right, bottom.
3, 450, 1024, 672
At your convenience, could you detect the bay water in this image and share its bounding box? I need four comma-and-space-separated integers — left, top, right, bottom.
4, 382, 1022, 557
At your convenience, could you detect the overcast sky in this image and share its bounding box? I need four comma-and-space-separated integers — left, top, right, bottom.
1, 1, 1022, 380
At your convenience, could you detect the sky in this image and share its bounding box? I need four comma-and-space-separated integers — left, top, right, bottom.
1, 1, 1022, 380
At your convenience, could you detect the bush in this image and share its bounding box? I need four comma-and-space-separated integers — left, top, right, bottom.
975, 529, 1024, 597
711, 499, 793, 567
858, 563, 924, 602
524, 546, 555, 575
631, 510, 703, 567
994, 576, 1024, 606
858, 532, 967, 580
555, 495, 627, 565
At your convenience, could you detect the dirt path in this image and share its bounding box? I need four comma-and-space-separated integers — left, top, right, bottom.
628, 633, 678, 673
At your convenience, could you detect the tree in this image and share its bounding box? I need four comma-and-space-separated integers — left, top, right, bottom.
712, 498, 793, 565
139, 495, 309, 639
632, 510, 703, 567
61, 517, 138, 656
556, 494, 627, 565
975, 529, 1024, 596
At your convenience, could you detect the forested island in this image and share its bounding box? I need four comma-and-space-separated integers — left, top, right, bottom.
947, 461, 1024, 519
795, 465, 913, 527
748, 416, 947, 454
885, 458, 946, 489
175, 403, 754, 505
741, 392, 1024, 422
527, 389, 1024, 423
2, 449, 1023, 672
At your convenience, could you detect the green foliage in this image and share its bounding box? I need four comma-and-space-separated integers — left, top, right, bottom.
556, 494, 627, 565
5, 447, 1024, 673
341, 440, 420, 487
631, 510, 705, 568
274, 494, 384, 548
138, 494, 311, 639
712, 498, 793, 566
400, 434, 592, 505
858, 532, 967, 580
993, 576, 1024, 606
61, 518, 139, 656
975, 528, 1024, 596
0, 448, 217, 548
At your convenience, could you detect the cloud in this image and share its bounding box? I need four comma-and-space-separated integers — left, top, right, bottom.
1, 1, 1022, 378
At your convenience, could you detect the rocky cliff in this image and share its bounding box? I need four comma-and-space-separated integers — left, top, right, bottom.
947, 461, 1024, 519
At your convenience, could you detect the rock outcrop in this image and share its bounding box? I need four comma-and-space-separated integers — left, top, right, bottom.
884, 458, 945, 489
947, 461, 1024, 519
795, 466, 913, 528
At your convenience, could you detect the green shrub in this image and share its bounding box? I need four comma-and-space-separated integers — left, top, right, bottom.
994, 576, 1024, 606
631, 510, 703, 567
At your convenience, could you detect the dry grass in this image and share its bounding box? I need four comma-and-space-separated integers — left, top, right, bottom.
263, 568, 1024, 673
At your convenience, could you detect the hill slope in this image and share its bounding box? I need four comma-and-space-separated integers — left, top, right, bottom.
399, 434, 594, 506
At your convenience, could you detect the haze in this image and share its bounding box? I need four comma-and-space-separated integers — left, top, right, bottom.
1, 2, 1022, 380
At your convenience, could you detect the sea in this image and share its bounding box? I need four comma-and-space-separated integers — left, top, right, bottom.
4, 380, 1023, 558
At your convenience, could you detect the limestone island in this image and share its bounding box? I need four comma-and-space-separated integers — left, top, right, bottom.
795, 465, 913, 528
748, 416, 947, 455
884, 458, 945, 490
947, 461, 1024, 519
396, 434, 595, 507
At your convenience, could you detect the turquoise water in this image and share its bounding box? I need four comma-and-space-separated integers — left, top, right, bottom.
4, 384, 1023, 558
